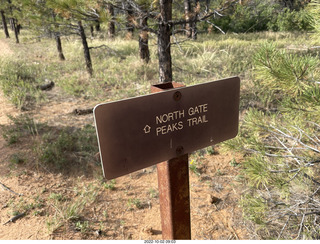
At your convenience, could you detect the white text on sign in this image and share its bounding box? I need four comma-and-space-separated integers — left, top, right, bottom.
153, 103, 209, 136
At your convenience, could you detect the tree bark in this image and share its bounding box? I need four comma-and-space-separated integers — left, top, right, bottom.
51, 12, 65, 61
158, 0, 173, 83
78, 21, 93, 76
9, 18, 14, 31
107, 4, 115, 38
54, 33, 65, 61
126, 4, 134, 39
16, 23, 21, 35
90, 25, 94, 38
192, 0, 199, 40
12, 18, 19, 43
205, 0, 210, 14
139, 17, 150, 64
1, 10, 10, 38
184, 0, 192, 38
95, 20, 101, 32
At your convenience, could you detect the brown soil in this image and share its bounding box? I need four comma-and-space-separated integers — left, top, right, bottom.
0, 39, 251, 240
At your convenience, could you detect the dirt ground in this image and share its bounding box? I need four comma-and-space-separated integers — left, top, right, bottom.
0, 39, 251, 240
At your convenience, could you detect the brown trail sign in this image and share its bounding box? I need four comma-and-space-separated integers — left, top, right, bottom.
94, 77, 240, 179
93, 76, 240, 239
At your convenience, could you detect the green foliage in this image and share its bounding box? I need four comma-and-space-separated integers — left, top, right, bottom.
242, 155, 271, 188
240, 194, 267, 225
206, 146, 217, 155
9, 153, 25, 167
189, 159, 201, 177
268, 9, 313, 32
47, 182, 98, 234
301, 85, 320, 105
127, 198, 142, 210
102, 179, 116, 190
229, 158, 240, 167
38, 130, 76, 169
307, 0, 320, 34
223, 42, 320, 238
49, 193, 66, 202
253, 42, 318, 97
1, 112, 98, 173
230, 1, 277, 33
36, 125, 98, 170
75, 220, 90, 233
1, 114, 41, 145
0, 59, 45, 110
148, 188, 158, 199
211, 1, 312, 33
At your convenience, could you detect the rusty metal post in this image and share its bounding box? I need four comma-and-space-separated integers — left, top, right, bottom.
151, 82, 191, 240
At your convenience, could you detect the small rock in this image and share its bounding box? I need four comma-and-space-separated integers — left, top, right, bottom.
207, 194, 222, 205
142, 226, 155, 235
95, 229, 102, 237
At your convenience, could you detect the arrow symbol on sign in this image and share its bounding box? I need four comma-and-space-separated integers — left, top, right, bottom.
144, 125, 151, 134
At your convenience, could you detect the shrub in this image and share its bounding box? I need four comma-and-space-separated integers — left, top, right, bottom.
0, 59, 45, 110
268, 9, 313, 32
213, 1, 277, 33
1, 115, 41, 145
211, 1, 312, 33
307, 0, 320, 34
253, 42, 318, 98
36, 125, 98, 170
223, 41, 320, 239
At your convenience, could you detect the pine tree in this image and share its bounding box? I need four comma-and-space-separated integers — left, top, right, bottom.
0, 9, 10, 38
21, 0, 66, 60
46, 0, 107, 76
5, 0, 20, 43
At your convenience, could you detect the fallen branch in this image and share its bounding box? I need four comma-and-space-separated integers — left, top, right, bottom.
297, 213, 305, 239
0, 182, 23, 196
3, 212, 26, 225
37, 80, 55, 91
309, 46, 320, 49
303, 173, 320, 186
73, 108, 93, 115
278, 215, 291, 240
1, 203, 8, 210
286, 211, 320, 217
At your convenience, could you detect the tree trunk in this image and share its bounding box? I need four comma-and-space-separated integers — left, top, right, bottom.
51, 12, 65, 61
1, 10, 10, 38
16, 23, 21, 35
158, 0, 173, 83
283, 0, 294, 10
126, 4, 134, 39
78, 21, 93, 76
95, 20, 101, 32
9, 18, 14, 31
54, 33, 65, 61
184, 0, 192, 38
205, 0, 210, 13
192, 0, 199, 40
12, 18, 19, 43
90, 25, 94, 38
139, 17, 150, 64
107, 4, 115, 38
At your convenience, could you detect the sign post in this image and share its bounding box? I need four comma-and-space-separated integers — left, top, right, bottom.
93, 77, 240, 240
151, 82, 191, 239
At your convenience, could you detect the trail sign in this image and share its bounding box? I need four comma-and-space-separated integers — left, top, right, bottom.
94, 76, 240, 180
